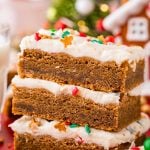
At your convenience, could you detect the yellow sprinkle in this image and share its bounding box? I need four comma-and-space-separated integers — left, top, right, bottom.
97, 35, 106, 44
54, 122, 66, 132
61, 36, 73, 48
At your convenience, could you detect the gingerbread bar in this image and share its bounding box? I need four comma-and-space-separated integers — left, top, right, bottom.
12, 76, 140, 131
9, 115, 150, 150
18, 29, 145, 92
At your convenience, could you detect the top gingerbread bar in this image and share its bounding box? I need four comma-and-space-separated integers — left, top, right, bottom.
18, 29, 145, 92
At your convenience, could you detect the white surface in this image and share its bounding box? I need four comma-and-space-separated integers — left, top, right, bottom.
12, 75, 120, 105
20, 29, 145, 70
9, 114, 150, 150
103, 0, 149, 32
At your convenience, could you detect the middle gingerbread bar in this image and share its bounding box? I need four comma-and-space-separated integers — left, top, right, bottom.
12, 75, 140, 132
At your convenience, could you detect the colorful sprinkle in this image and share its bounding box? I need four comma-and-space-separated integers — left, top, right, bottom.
69, 123, 79, 128
62, 31, 70, 38
40, 34, 52, 39
97, 35, 105, 43
72, 87, 79, 96
34, 33, 41, 41
51, 32, 55, 36
105, 36, 115, 43
50, 29, 56, 36
79, 32, 87, 37
75, 136, 84, 144
91, 39, 103, 44
54, 20, 67, 30
61, 36, 73, 48
50, 29, 56, 32
64, 119, 71, 125
54, 122, 66, 132
85, 124, 91, 134
144, 137, 150, 150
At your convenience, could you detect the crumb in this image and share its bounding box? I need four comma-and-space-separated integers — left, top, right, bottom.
29, 118, 41, 132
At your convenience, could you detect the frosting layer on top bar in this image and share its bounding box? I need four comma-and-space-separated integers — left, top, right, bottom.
20, 29, 145, 66
9, 114, 150, 150
12, 75, 120, 105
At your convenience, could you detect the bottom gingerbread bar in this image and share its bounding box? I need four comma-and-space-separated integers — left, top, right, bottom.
9, 115, 150, 150
14, 133, 144, 150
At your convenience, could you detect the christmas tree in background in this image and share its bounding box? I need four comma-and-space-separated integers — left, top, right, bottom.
46, 0, 117, 36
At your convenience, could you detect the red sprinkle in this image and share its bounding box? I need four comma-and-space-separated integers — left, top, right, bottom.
79, 32, 87, 37
65, 119, 71, 125
72, 87, 79, 96
76, 136, 84, 144
131, 147, 140, 150
34, 33, 41, 41
105, 36, 115, 43
54, 20, 67, 30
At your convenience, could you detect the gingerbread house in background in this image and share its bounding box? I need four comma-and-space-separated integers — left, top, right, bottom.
103, 0, 150, 80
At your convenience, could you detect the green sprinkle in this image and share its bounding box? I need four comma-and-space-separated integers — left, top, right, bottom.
51, 32, 55, 36
49, 29, 56, 36
85, 124, 91, 134
144, 138, 150, 150
50, 29, 56, 32
62, 31, 70, 38
69, 123, 79, 128
91, 39, 103, 44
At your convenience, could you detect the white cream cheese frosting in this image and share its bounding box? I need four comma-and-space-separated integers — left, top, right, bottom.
12, 75, 120, 105
20, 29, 145, 67
9, 114, 150, 150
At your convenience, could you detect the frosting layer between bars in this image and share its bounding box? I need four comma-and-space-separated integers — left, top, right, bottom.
12, 75, 120, 105
9, 114, 150, 150
20, 29, 145, 66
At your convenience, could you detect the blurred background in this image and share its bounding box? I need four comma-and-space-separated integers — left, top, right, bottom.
0, 0, 120, 47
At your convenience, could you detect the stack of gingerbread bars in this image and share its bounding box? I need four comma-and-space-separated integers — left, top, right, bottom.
10, 29, 150, 150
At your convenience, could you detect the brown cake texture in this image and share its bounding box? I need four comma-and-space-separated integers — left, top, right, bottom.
18, 49, 144, 92
14, 133, 145, 150
12, 86, 140, 131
